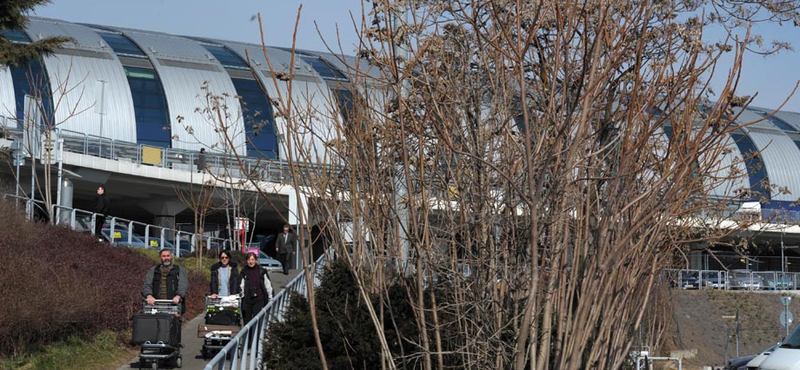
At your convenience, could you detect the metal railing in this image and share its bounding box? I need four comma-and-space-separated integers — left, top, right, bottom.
204, 250, 330, 370
1, 115, 341, 184
664, 268, 800, 291
3, 194, 228, 257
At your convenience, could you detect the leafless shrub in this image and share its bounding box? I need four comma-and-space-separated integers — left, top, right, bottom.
205, 1, 800, 368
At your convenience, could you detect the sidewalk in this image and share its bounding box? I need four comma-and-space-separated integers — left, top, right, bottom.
118, 268, 299, 370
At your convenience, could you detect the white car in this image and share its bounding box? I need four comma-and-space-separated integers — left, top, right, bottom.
756, 329, 800, 369
745, 344, 778, 369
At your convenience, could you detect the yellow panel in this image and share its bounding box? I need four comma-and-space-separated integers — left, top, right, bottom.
149, 239, 159, 247
113, 231, 121, 239
141, 146, 163, 165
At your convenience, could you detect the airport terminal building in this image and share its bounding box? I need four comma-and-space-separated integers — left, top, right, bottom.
3, 17, 800, 272
0, 17, 376, 247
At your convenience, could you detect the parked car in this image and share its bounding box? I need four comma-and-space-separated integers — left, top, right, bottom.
755, 327, 800, 369
728, 270, 763, 290
744, 344, 778, 369
764, 275, 795, 290
680, 271, 699, 289
727, 354, 757, 370
245, 248, 283, 271
102, 226, 148, 248
102, 225, 190, 256
701, 271, 727, 289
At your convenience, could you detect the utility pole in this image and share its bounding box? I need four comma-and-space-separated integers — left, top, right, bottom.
393, 1, 411, 273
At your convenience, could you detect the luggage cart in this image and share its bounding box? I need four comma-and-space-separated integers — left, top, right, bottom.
198, 295, 242, 359
135, 300, 182, 370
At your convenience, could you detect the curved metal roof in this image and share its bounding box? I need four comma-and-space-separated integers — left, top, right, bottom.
18, 15, 800, 195
25, 17, 111, 54
727, 106, 800, 204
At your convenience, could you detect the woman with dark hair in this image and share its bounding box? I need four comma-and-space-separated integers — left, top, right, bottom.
210, 250, 239, 299
239, 252, 273, 323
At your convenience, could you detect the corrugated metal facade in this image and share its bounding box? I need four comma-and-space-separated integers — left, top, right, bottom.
42, 54, 137, 140
156, 65, 244, 153
0, 68, 16, 121
16, 16, 800, 191
110, 29, 245, 153
26, 19, 137, 140
775, 111, 800, 130
219, 41, 337, 161
708, 133, 749, 199
745, 128, 800, 201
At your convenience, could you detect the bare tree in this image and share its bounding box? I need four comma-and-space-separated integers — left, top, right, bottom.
202, 0, 800, 368
175, 178, 223, 269
9, 59, 91, 222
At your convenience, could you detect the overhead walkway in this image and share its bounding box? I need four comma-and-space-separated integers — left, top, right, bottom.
0, 116, 336, 232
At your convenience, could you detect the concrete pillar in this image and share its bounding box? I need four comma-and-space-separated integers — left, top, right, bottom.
58, 178, 73, 227
690, 250, 704, 271
153, 215, 176, 240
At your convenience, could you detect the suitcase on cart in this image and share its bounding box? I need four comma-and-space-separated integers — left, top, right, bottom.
205, 309, 240, 326
135, 300, 182, 369
132, 313, 181, 346
199, 296, 242, 359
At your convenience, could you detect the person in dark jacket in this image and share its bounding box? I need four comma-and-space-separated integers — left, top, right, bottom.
142, 249, 189, 314
210, 250, 239, 298
195, 148, 207, 172
275, 224, 296, 275
94, 185, 110, 241
239, 252, 273, 323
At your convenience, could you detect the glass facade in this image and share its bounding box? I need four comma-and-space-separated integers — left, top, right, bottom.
10, 60, 53, 127
5, 28, 53, 127
2, 29, 31, 43
299, 55, 347, 80
124, 67, 171, 147
97, 31, 146, 57
731, 131, 771, 201
333, 89, 354, 123
203, 44, 249, 69
231, 78, 278, 159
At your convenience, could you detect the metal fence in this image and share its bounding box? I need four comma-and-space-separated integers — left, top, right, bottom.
204, 250, 329, 370
2, 194, 227, 257
1, 115, 340, 184
664, 268, 800, 291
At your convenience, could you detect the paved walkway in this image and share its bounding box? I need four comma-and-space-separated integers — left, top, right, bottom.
118, 269, 299, 370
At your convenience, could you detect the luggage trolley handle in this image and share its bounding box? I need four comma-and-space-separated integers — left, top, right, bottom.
205, 294, 242, 310
143, 299, 181, 315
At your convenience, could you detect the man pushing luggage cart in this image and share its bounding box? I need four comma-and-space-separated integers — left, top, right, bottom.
134, 249, 189, 369
133, 300, 183, 369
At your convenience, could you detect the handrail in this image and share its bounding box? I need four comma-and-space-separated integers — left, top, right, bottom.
1, 113, 342, 185
4, 193, 229, 256
204, 250, 330, 370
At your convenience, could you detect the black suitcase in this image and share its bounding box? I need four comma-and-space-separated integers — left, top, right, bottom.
131, 313, 181, 346
205, 309, 240, 326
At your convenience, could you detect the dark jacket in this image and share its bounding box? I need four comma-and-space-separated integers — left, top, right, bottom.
142, 264, 189, 300
94, 194, 110, 215
239, 264, 273, 301
210, 261, 240, 295
276, 232, 296, 254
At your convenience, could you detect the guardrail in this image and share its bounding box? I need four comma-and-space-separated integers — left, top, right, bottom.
204, 250, 330, 370
3, 194, 228, 257
1, 115, 340, 185
664, 268, 800, 291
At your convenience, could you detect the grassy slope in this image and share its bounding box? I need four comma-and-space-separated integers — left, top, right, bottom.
665, 289, 800, 369
0, 201, 214, 370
